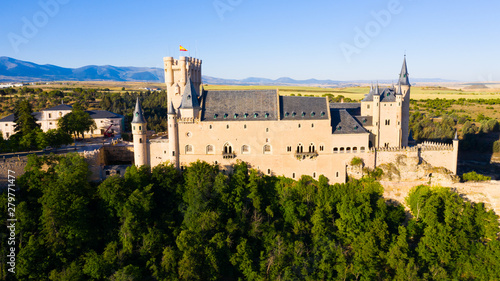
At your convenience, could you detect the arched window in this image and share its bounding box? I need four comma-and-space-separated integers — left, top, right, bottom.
206, 145, 214, 154
139, 138, 142, 144
223, 143, 233, 154
185, 145, 193, 154
340, 147, 345, 153
241, 145, 250, 154
333, 147, 338, 153
296, 143, 304, 153
309, 143, 315, 153
346, 147, 351, 153
360, 146, 366, 152
353, 147, 358, 153
263, 144, 271, 154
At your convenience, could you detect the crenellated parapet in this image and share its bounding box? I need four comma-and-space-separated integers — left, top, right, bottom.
419, 141, 454, 151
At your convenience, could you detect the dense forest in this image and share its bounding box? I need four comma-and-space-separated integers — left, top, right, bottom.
1, 153, 499, 280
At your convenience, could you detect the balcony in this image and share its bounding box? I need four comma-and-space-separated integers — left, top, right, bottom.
294, 151, 318, 160
223, 153, 236, 159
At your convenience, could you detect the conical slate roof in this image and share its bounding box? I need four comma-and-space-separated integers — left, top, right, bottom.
399, 56, 410, 86
168, 101, 175, 114
179, 78, 200, 109
131, 97, 146, 123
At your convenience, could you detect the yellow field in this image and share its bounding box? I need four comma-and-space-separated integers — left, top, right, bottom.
204, 85, 500, 101
24, 81, 500, 101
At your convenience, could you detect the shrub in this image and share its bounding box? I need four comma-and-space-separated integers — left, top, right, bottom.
493, 140, 500, 153
462, 171, 491, 182
350, 157, 363, 166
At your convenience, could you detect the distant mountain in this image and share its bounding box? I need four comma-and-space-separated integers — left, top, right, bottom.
0, 57, 164, 82
0, 57, 456, 86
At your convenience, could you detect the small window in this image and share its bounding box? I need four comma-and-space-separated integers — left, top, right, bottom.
214, 114, 218, 119
297, 144, 304, 153
292, 173, 295, 179
336, 172, 339, 177
267, 169, 271, 175
226, 124, 229, 129
265, 113, 269, 118
105, 170, 110, 176
333, 147, 338, 153
244, 113, 248, 118
234, 114, 237, 118
367, 104, 370, 109
139, 126, 142, 130
287, 146, 292, 152
254, 113, 258, 118
241, 145, 250, 154
313, 172, 316, 178
139, 138, 143, 144
292, 112, 296, 117
346, 147, 351, 153
285, 112, 289, 117
298, 124, 301, 128
311, 123, 314, 128
48, 113, 52, 118
353, 147, 358, 153
172, 151, 175, 156
321, 111, 325, 117
301, 112, 305, 117
214, 161, 218, 165
266, 128, 269, 133
319, 145, 324, 152
209, 125, 213, 129
340, 147, 345, 153
185, 145, 193, 153
206, 145, 214, 154
266, 138, 269, 143
308, 143, 315, 153
164, 150, 166, 154
263, 144, 271, 154
360, 146, 365, 152
244, 124, 247, 129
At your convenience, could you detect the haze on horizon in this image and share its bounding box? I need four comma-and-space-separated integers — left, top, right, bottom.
1, 0, 499, 82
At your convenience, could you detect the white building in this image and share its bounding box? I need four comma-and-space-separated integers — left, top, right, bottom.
0, 104, 124, 139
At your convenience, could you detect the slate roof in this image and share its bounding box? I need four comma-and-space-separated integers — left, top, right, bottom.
0, 112, 41, 122
330, 109, 368, 134
279, 96, 328, 120
87, 110, 123, 119
355, 116, 373, 127
44, 104, 73, 111
361, 86, 399, 102
329, 102, 361, 116
201, 90, 278, 121
399, 56, 410, 86
131, 98, 146, 123
179, 78, 200, 109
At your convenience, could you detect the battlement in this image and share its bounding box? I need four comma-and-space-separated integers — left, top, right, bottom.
418, 141, 454, 151
372, 146, 419, 152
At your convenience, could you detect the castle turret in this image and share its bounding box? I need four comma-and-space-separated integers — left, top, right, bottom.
131, 98, 148, 167
373, 82, 381, 148
167, 101, 179, 168
178, 77, 201, 119
163, 56, 202, 110
399, 56, 411, 147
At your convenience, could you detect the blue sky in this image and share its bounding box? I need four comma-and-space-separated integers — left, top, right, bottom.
1, 0, 499, 81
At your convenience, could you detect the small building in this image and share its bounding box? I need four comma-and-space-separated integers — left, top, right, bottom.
0, 104, 123, 139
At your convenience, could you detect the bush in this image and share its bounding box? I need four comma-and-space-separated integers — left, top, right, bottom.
493, 140, 500, 153
462, 171, 491, 182
350, 157, 363, 166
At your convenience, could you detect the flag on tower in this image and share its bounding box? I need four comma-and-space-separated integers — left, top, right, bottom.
179, 45, 188, 52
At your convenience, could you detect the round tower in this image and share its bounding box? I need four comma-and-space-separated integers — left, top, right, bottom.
167, 101, 179, 169
131, 97, 148, 167
452, 131, 459, 175
399, 55, 411, 147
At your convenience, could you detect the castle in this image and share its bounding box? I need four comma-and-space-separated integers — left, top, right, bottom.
131, 56, 458, 183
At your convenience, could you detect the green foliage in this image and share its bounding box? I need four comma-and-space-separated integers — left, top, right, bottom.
462, 171, 491, 182
58, 102, 96, 139
2, 157, 499, 280
350, 157, 363, 166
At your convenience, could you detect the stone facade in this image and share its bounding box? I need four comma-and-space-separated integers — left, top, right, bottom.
131, 56, 459, 183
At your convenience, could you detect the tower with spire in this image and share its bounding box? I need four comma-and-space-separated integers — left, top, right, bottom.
167, 100, 179, 168
131, 97, 149, 167
399, 55, 411, 147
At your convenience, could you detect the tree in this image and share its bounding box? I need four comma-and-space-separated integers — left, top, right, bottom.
58, 102, 96, 139
13, 100, 39, 136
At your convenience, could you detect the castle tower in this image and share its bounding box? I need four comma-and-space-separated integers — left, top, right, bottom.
396, 83, 403, 147
452, 131, 459, 174
399, 55, 411, 147
178, 77, 201, 119
131, 98, 149, 167
167, 101, 179, 168
163, 56, 202, 110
